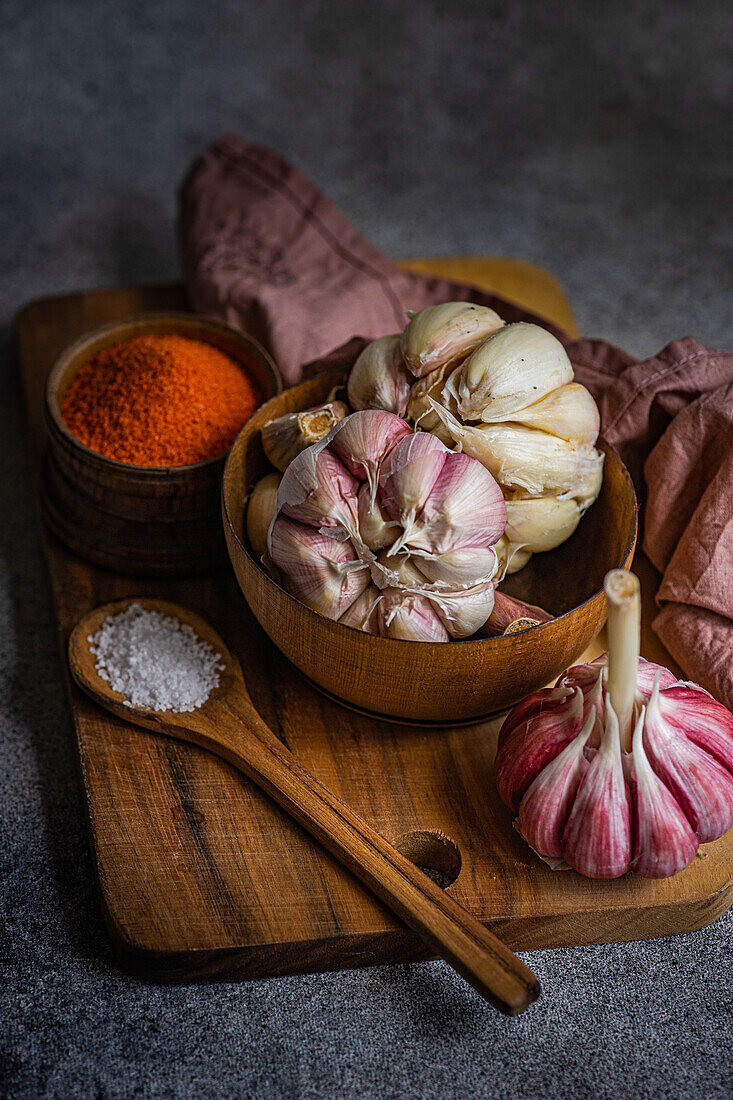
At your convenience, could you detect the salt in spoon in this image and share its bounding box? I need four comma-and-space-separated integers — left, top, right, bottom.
69, 597, 540, 1015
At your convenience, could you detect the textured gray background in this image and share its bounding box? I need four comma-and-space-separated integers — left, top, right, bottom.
1, 1, 731, 1098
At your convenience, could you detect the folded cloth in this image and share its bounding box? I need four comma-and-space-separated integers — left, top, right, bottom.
180, 136, 733, 708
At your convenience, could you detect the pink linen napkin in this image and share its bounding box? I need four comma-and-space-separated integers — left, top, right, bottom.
180, 135, 733, 708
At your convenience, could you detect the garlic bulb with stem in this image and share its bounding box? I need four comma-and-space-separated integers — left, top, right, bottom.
246, 472, 282, 558
401, 303, 505, 378
262, 401, 349, 472
347, 335, 412, 416
494, 569, 733, 879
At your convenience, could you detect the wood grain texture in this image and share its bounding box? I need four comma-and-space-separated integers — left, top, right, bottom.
223, 374, 637, 723
69, 598, 539, 1015
42, 312, 281, 576
14, 262, 733, 982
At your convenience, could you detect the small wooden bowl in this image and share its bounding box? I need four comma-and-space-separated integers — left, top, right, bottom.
44, 313, 281, 577
222, 372, 637, 724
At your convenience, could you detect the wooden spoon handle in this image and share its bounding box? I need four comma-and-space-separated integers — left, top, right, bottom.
184, 685, 540, 1015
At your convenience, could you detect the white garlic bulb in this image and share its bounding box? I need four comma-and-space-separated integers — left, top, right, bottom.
347, 335, 413, 416
401, 303, 505, 378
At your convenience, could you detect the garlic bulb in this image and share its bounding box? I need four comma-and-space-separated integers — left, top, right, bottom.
348, 335, 412, 416
262, 401, 349, 472
246, 472, 282, 558
269, 515, 370, 619
266, 411, 507, 641
494, 570, 733, 878
401, 303, 505, 378
443, 323, 574, 423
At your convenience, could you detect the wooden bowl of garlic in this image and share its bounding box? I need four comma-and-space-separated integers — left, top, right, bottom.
222, 368, 637, 725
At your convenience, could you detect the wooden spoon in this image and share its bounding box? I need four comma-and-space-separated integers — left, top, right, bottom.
69, 598, 541, 1015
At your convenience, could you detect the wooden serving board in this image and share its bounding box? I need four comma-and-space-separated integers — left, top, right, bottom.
16, 262, 732, 981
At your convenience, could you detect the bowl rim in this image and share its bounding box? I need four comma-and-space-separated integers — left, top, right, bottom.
222, 390, 639, 651
45, 311, 283, 476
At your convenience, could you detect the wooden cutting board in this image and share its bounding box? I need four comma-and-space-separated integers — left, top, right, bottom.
15, 261, 732, 981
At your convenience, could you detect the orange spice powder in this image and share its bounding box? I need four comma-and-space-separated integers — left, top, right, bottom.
61, 334, 261, 466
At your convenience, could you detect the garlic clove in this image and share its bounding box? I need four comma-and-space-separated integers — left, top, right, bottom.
347, 335, 413, 416
628, 707, 699, 878
376, 588, 450, 642
406, 364, 456, 445
375, 550, 427, 590
493, 535, 533, 577
404, 450, 507, 556
331, 410, 412, 503
357, 482, 397, 551
400, 302, 505, 379
429, 403, 604, 502
504, 495, 581, 554
262, 401, 349, 472
654, 683, 733, 773
443, 322, 574, 423
518, 711, 595, 860
642, 678, 733, 843
269, 515, 370, 620
423, 581, 496, 639
561, 702, 633, 879
378, 431, 449, 548
495, 686, 586, 814
277, 441, 360, 539
479, 590, 552, 636
338, 584, 382, 634
415, 545, 499, 587
501, 383, 600, 445
246, 472, 282, 558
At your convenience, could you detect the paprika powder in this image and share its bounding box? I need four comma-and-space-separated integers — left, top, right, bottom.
61, 334, 261, 466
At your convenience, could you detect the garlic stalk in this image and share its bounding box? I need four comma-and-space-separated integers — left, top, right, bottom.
246, 472, 282, 558
494, 570, 733, 879
347, 335, 413, 416
401, 303, 505, 379
262, 401, 349, 472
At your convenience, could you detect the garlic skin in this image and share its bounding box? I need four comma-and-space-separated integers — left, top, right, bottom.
357, 483, 396, 551
401, 303, 505, 379
378, 431, 449, 549
416, 545, 499, 587
406, 365, 456, 445
246, 472, 282, 558
494, 571, 733, 879
405, 451, 507, 556
347, 335, 412, 416
331, 410, 411, 503
443, 323, 574, 423
269, 515, 370, 619
262, 401, 350, 472
338, 584, 381, 634
277, 441, 361, 540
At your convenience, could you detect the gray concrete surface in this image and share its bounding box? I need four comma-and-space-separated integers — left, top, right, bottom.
1, 1, 731, 1098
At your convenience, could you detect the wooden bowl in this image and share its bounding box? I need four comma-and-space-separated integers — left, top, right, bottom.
43, 313, 281, 577
222, 371, 637, 723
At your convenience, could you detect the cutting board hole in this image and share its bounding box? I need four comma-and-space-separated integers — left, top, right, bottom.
393, 830, 461, 888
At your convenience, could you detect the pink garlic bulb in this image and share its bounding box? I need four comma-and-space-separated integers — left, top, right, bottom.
494, 570, 733, 879
262, 411, 508, 641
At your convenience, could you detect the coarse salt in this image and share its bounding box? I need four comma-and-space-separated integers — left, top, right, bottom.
90, 603, 223, 712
